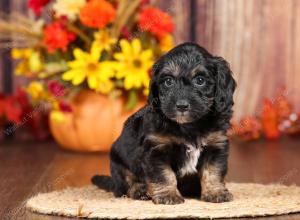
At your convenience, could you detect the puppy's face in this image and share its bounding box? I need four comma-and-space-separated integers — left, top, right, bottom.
149, 43, 236, 124
157, 61, 215, 124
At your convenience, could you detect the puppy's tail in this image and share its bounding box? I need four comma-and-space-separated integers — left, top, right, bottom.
91, 175, 114, 192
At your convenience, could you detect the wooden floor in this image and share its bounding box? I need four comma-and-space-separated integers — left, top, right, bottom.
0, 137, 300, 220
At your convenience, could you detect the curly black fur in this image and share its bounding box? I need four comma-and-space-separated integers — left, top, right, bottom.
92, 42, 236, 205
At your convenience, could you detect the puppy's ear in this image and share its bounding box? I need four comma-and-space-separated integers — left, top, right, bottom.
212, 57, 236, 113
147, 62, 160, 107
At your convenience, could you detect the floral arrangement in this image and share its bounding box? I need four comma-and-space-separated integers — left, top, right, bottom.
229, 87, 300, 141
1, 0, 175, 121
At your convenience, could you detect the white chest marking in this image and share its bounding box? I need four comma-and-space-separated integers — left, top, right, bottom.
179, 144, 201, 177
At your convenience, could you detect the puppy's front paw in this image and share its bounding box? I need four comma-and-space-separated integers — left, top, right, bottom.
152, 192, 184, 205
202, 189, 233, 203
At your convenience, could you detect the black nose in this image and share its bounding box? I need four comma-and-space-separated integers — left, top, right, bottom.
176, 100, 190, 112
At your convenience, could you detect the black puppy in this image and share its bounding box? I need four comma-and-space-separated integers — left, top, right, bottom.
92, 42, 236, 205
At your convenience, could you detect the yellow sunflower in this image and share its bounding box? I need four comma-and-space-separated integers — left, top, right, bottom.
93, 29, 116, 52
113, 39, 154, 90
62, 44, 115, 93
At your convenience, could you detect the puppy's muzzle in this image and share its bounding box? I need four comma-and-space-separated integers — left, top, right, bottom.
176, 100, 190, 113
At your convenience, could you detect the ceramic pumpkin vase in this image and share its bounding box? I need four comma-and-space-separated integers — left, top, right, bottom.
49, 90, 145, 152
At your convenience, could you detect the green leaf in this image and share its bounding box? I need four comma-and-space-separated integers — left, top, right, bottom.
125, 90, 137, 110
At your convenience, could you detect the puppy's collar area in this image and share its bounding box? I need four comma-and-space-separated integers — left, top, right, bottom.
185, 143, 202, 153
186, 144, 194, 153
180, 143, 202, 177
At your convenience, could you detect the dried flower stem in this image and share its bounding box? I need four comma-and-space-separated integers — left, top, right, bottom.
0, 22, 41, 39
67, 23, 92, 48
112, 0, 141, 39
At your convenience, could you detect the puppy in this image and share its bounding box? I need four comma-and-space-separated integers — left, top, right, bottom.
92, 42, 236, 205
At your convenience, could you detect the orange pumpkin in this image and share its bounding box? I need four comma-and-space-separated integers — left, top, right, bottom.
49, 90, 145, 152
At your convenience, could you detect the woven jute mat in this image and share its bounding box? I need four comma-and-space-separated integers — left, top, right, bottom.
26, 183, 300, 219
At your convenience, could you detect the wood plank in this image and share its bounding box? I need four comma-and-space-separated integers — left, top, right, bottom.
154, 0, 191, 43
195, 0, 300, 119
291, 0, 300, 110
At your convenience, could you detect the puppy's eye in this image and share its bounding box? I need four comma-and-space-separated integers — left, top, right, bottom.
164, 77, 175, 87
193, 76, 206, 87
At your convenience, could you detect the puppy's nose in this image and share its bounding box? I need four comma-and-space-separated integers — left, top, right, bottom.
176, 100, 190, 112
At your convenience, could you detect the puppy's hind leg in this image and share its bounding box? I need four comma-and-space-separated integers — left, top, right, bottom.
127, 182, 150, 200
110, 161, 129, 197
123, 169, 149, 200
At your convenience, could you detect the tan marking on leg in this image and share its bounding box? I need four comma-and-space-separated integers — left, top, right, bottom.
200, 164, 233, 203
124, 170, 149, 200
147, 166, 184, 205
201, 164, 224, 193
124, 169, 136, 186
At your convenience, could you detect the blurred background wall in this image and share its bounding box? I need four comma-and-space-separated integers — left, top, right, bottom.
1, 0, 300, 119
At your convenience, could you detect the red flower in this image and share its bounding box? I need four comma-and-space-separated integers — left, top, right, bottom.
79, 0, 116, 28
59, 101, 72, 112
0, 88, 50, 140
48, 81, 65, 97
140, 0, 150, 6
0, 94, 23, 124
15, 88, 30, 110
0, 96, 6, 117
121, 27, 131, 39
43, 22, 76, 53
138, 7, 174, 38
28, 0, 50, 16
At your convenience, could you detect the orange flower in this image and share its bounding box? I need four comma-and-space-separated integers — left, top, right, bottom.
138, 7, 174, 38
43, 22, 76, 53
79, 0, 116, 28
159, 34, 174, 52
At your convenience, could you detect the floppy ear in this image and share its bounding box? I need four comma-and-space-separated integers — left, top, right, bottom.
147, 62, 160, 107
212, 57, 236, 114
